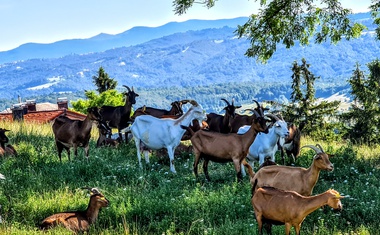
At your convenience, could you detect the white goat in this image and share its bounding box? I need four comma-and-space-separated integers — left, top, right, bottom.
121, 100, 206, 173
238, 114, 289, 175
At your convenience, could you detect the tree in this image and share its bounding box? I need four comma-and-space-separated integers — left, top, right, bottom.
341, 61, 380, 143
71, 90, 124, 114
280, 58, 340, 139
93, 66, 117, 94
173, 0, 367, 62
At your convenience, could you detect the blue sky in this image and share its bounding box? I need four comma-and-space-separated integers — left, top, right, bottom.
0, 0, 372, 52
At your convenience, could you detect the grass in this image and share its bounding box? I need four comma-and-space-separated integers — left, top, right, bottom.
0, 120, 379, 234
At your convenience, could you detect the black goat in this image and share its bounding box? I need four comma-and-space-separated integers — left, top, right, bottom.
0, 128, 17, 156
96, 121, 119, 147
100, 85, 139, 143
52, 107, 102, 162
40, 187, 109, 233
206, 98, 241, 133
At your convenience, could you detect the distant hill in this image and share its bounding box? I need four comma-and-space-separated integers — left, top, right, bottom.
0, 12, 378, 112
0, 18, 248, 64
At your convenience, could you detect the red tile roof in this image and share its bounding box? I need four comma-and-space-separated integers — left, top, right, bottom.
0, 109, 86, 123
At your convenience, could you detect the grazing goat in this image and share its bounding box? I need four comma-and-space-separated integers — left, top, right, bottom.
251, 144, 334, 196
238, 114, 289, 175
52, 107, 102, 162
186, 101, 269, 182
278, 123, 302, 164
252, 180, 344, 235
40, 187, 109, 233
121, 100, 207, 173
132, 100, 188, 119
100, 85, 139, 143
0, 128, 17, 156
96, 121, 119, 147
206, 98, 241, 133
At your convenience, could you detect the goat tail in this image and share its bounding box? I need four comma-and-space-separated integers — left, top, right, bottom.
251, 179, 258, 198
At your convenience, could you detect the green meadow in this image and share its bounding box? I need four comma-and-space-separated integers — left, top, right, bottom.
0, 121, 379, 235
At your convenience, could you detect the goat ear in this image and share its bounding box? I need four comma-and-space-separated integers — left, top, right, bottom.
328, 154, 335, 158
236, 105, 242, 109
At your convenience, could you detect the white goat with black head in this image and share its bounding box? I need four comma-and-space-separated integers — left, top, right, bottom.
122, 100, 207, 173
238, 114, 289, 174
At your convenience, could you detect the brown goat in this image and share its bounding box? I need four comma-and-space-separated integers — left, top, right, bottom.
0, 128, 17, 157
52, 107, 102, 162
251, 144, 334, 196
40, 187, 109, 233
252, 181, 344, 235
206, 98, 241, 133
132, 100, 188, 119
96, 121, 119, 147
100, 85, 139, 143
187, 102, 268, 182
278, 123, 301, 164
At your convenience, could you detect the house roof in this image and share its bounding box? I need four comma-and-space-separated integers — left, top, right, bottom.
0, 102, 86, 123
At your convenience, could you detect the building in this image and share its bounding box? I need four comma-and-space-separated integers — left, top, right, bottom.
0, 98, 86, 123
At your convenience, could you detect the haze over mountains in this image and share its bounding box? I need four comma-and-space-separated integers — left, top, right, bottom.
0, 12, 378, 111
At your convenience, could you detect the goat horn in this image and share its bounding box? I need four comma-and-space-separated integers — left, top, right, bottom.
265, 113, 280, 121
315, 144, 325, 153
252, 100, 264, 116
221, 98, 230, 106
180, 99, 189, 104
189, 100, 199, 106
301, 145, 323, 154
123, 85, 131, 92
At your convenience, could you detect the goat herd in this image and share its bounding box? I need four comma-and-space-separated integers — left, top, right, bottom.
0, 85, 344, 234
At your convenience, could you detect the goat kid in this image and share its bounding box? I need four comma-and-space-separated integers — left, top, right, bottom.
186, 102, 269, 182
121, 100, 207, 173
40, 187, 109, 233
96, 121, 119, 147
133, 100, 188, 119
252, 180, 344, 235
52, 107, 102, 162
251, 144, 334, 197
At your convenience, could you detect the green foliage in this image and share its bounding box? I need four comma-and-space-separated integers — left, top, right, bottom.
93, 66, 118, 94
341, 60, 380, 144
173, 0, 367, 62
0, 122, 379, 234
278, 58, 340, 138
71, 90, 124, 113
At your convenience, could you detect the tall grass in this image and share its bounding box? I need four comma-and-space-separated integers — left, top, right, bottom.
0, 121, 379, 234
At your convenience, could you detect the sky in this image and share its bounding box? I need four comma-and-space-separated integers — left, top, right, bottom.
0, 0, 373, 52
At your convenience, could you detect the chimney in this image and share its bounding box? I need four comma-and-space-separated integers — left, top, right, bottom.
26, 99, 37, 112
57, 97, 68, 110
11, 103, 24, 121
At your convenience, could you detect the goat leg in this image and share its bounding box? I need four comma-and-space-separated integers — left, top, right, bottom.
202, 159, 210, 181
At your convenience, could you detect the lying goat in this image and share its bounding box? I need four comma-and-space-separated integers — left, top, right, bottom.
251, 144, 334, 196
133, 100, 188, 119
0, 128, 17, 156
40, 187, 109, 233
252, 180, 344, 235
238, 114, 289, 175
52, 107, 102, 162
185, 101, 269, 182
121, 100, 207, 173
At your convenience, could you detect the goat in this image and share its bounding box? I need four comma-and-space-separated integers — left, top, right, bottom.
132, 100, 188, 119
121, 100, 207, 173
251, 144, 334, 197
251, 180, 344, 235
100, 85, 139, 143
229, 102, 270, 133
237, 114, 289, 176
52, 107, 102, 162
40, 187, 109, 233
278, 123, 302, 164
185, 101, 269, 182
96, 121, 119, 147
206, 98, 241, 133
0, 128, 17, 156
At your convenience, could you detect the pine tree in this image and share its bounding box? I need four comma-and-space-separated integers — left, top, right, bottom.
92, 67, 117, 94
342, 60, 380, 143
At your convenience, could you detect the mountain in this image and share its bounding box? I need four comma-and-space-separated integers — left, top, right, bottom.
0, 18, 248, 64
0, 13, 378, 112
